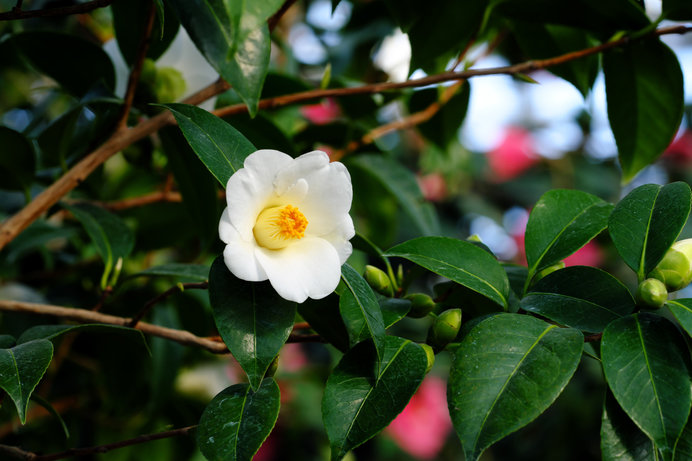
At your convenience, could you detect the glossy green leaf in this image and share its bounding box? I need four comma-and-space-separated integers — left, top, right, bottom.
379, 298, 411, 328
197, 379, 280, 461
347, 155, 439, 236
0, 126, 34, 197
133, 262, 210, 282
409, 84, 471, 148
608, 182, 691, 280
167, 0, 283, 115
664, 0, 692, 20
17, 324, 145, 346
339, 264, 386, 364
31, 394, 70, 439
8, 31, 115, 95
65, 203, 135, 288
160, 126, 220, 248
112, 0, 180, 65
674, 417, 692, 460
385, 236, 510, 309
161, 103, 255, 186
604, 39, 684, 182
524, 189, 613, 284
322, 336, 428, 460
209, 257, 296, 390
601, 391, 656, 461
297, 294, 350, 352
668, 299, 692, 338
521, 266, 635, 333
449, 314, 583, 460
0, 339, 53, 423
601, 313, 692, 455
0, 336, 15, 349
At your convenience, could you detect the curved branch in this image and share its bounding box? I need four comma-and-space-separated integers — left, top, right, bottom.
0, 0, 114, 21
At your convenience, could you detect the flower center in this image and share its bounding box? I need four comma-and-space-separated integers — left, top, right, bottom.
253, 204, 308, 250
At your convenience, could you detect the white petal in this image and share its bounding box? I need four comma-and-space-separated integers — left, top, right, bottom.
225, 150, 293, 240
254, 237, 342, 303
223, 241, 268, 282
319, 214, 355, 264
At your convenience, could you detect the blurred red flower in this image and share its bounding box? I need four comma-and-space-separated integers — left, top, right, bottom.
487, 126, 538, 181
300, 98, 341, 125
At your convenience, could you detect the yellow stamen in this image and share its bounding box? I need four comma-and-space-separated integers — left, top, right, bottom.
253, 205, 308, 250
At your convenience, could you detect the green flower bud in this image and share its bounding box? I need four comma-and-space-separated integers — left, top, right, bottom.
427, 308, 462, 352
154, 67, 186, 103
396, 264, 404, 287
649, 239, 692, 291
405, 293, 436, 318
636, 278, 668, 309
535, 261, 566, 283
419, 344, 435, 373
364, 265, 393, 297
265, 355, 279, 378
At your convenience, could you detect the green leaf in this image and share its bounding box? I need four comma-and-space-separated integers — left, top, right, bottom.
133, 262, 210, 282
112, 0, 180, 65
668, 299, 692, 338
379, 297, 411, 328
524, 189, 613, 284
664, 0, 692, 20
322, 336, 428, 460
31, 394, 70, 439
197, 379, 280, 461
347, 155, 439, 236
167, 0, 283, 115
674, 417, 692, 460
339, 264, 386, 365
208, 256, 296, 390
160, 103, 256, 186
17, 324, 146, 346
8, 31, 115, 96
0, 339, 53, 423
601, 391, 656, 461
0, 126, 34, 198
64, 203, 135, 288
409, 84, 471, 148
385, 236, 510, 309
0, 336, 15, 348
608, 182, 691, 280
298, 294, 350, 352
601, 313, 692, 455
603, 39, 684, 182
448, 313, 583, 461
521, 266, 635, 333
160, 126, 220, 248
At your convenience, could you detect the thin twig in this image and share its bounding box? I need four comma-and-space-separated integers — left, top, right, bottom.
267, 0, 298, 31
584, 333, 603, 343
0, 0, 114, 21
99, 190, 184, 210
128, 281, 209, 327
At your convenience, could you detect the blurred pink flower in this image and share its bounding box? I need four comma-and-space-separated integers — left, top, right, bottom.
417, 173, 448, 202
664, 130, 692, 164
385, 375, 452, 460
487, 127, 538, 181
300, 98, 341, 125
563, 241, 603, 267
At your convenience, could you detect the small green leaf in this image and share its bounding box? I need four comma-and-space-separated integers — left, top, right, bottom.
161, 103, 255, 186
322, 336, 428, 460
197, 379, 280, 461
208, 257, 296, 390
603, 39, 684, 182
608, 182, 691, 280
339, 264, 386, 365
112, 0, 179, 65
347, 155, 439, 236
133, 262, 210, 282
521, 266, 635, 333
601, 391, 656, 461
385, 236, 510, 309
601, 313, 692, 455
17, 324, 145, 346
409, 84, 471, 149
524, 189, 613, 285
9, 31, 115, 95
0, 339, 53, 424
448, 313, 583, 461
31, 394, 70, 439
379, 298, 411, 328
65, 203, 135, 289
298, 294, 350, 352
667, 299, 692, 338
0, 126, 35, 198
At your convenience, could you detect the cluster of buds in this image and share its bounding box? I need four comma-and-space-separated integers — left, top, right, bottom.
638, 238, 692, 308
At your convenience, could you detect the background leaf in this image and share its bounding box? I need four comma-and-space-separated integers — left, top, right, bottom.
409, 84, 471, 149
161, 103, 255, 186
0, 339, 53, 423
521, 266, 635, 332
601, 391, 656, 461
322, 336, 428, 460
603, 39, 684, 182
297, 294, 350, 352
0, 126, 35, 197
667, 299, 692, 338
448, 313, 583, 461
664, 0, 692, 20
386, 236, 510, 309
197, 379, 280, 461
601, 313, 692, 455
208, 256, 296, 390
524, 189, 613, 284
608, 182, 691, 280
17, 324, 145, 346
133, 262, 210, 282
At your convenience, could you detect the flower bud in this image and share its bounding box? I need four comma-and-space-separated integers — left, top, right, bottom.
265, 355, 279, 378
427, 308, 462, 352
364, 265, 393, 297
649, 239, 692, 291
405, 293, 436, 318
419, 344, 435, 373
535, 261, 565, 283
636, 278, 668, 309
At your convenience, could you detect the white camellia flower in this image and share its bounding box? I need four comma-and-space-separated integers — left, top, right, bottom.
219, 149, 355, 303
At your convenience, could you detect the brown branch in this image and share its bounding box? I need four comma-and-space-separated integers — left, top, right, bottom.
100, 190, 184, 210
267, 0, 298, 31
0, 0, 114, 21
128, 281, 209, 327
116, 0, 157, 130
584, 333, 603, 343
